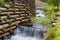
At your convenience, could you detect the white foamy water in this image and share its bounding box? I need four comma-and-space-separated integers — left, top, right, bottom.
36, 7, 45, 18
10, 35, 40, 40
6, 26, 42, 40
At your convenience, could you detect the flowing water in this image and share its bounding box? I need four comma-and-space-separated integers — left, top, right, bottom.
5, 26, 44, 40
4, 7, 46, 40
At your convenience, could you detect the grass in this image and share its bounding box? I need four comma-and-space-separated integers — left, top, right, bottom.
42, 4, 60, 40
56, 11, 60, 14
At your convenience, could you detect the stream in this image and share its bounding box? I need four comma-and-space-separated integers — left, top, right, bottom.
4, 7, 46, 40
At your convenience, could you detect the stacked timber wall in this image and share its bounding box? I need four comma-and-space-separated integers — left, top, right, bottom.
0, 0, 35, 39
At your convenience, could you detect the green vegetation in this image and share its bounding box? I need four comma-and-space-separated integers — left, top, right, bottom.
5, 2, 14, 6
0, 0, 4, 6
3, 18, 8, 22
47, 0, 60, 11
41, 0, 60, 11
42, 5, 55, 21
40, 0, 47, 2
31, 5, 56, 26
41, 0, 60, 40
31, 0, 60, 40
45, 22, 60, 40
0, 0, 14, 7
31, 17, 51, 26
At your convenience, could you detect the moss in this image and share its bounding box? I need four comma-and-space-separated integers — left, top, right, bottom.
5, 2, 14, 6
0, 0, 4, 6
3, 18, 7, 21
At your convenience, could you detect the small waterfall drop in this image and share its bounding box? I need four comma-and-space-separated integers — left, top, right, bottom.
6, 26, 42, 40
4, 7, 46, 40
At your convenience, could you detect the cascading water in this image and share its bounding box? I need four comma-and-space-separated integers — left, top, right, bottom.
4, 7, 46, 40
5, 26, 42, 40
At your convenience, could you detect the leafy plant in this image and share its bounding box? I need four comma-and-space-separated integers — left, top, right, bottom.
42, 5, 54, 12
45, 10, 55, 21
31, 17, 51, 26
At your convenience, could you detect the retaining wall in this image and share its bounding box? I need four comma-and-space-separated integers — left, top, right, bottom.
0, 0, 35, 39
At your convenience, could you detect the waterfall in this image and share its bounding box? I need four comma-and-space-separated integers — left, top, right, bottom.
4, 7, 46, 40
5, 26, 42, 40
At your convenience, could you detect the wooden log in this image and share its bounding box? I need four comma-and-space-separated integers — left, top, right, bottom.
3, 24, 9, 28
0, 8, 7, 10
1, 12, 14, 15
